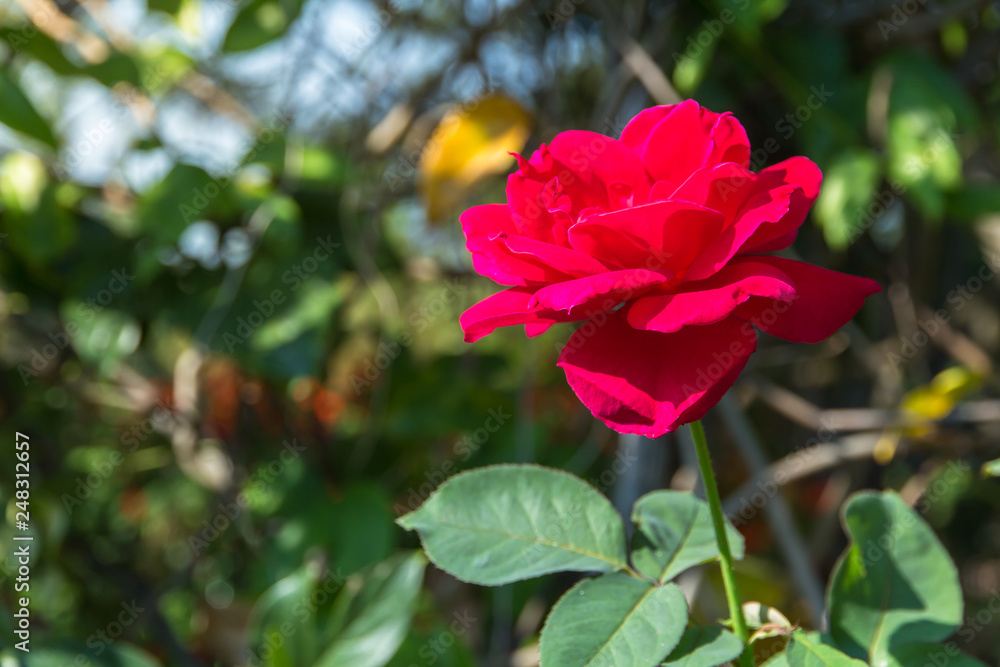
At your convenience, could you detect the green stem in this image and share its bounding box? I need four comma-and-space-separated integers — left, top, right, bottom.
689, 420, 754, 667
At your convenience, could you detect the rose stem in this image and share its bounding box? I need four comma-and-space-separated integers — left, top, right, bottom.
689, 419, 754, 667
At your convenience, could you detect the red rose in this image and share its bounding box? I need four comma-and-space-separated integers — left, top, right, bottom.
460, 100, 881, 436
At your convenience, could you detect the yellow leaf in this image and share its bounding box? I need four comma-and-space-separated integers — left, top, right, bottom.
899, 366, 981, 438
418, 95, 531, 223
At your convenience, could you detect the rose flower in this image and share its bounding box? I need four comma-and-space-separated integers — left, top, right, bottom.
460, 100, 881, 437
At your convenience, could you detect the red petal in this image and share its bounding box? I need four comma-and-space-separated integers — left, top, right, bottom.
548, 131, 653, 205
620, 101, 750, 185
468, 232, 610, 286
506, 132, 652, 241
685, 184, 796, 281
461, 203, 518, 239
462, 205, 529, 285
529, 268, 671, 314
461, 288, 578, 343
668, 162, 759, 221
557, 312, 756, 436
738, 157, 823, 254
628, 259, 796, 333
619, 105, 678, 151
568, 200, 725, 272
628, 101, 709, 186
733, 257, 881, 343
704, 111, 751, 168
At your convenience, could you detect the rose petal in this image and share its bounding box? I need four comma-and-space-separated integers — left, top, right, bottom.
557, 312, 757, 436
461, 203, 519, 240
684, 184, 796, 281
469, 250, 526, 286
525, 321, 555, 337
462, 205, 530, 285
568, 200, 726, 272
733, 256, 881, 343
620, 101, 750, 186
628, 258, 796, 333
627, 101, 709, 186
468, 232, 611, 286
548, 131, 653, 205
506, 132, 652, 241
668, 162, 760, 221
738, 157, 823, 254
529, 268, 671, 314
461, 288, 578, 343
704, 111, 751, 167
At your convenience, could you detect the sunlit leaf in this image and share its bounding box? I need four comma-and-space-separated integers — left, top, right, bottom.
813, 149, 881, 249
248, 564, 322, 667
0, 151, 47, 212
61, 303, 142, 373
147, 0, 184, 15
661, 625, 743, 667
630, 490, 745, 583
540, 573, 687, 667
138, 163, 236, 243
0, 68, 57, 148
786, 632, 866, 666
983, 458, 1000, 478
223, 0, 304, 52
885, 643, 987, 667
316, 551, 426, 667
828, 491, 963, 663
884, 51, 977, 222
1, 154, 76, 264
397, 464, 628, 585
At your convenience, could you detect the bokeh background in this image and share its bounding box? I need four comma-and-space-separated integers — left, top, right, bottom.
2, 0, 1000, 664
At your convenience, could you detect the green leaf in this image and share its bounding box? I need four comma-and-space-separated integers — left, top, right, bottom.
85, 51, 143, 88
631, 490, 745, 583
0, 153, 76, 266
397, 464, 629, 586
248, 564, 322, 667
0, 68, 57, 148
385, 625, 478, 667
315, 551, 426, 667
982, 458, 1000, 478
761, 653, 790, 667
223, 0, 303, 52
719, 0, 789, 40
327, 481, 396, 576
883, 51, 975, 223
828, 491, 963, 663
661, 626, 743, 667
539, 573, 688, 667
138, 163, 236, 243
946, 183, 1000, 223
672, 38, 716, 96
813, 149, 882, 249
0, 30, 76, 77
786, 633, 866, 666
3, 643, 161, 666
885, 643, 988, 667
147, 0, 183, 15
61, 304, 141, 373
253, 278, 345, 352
